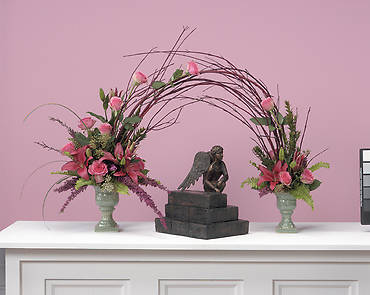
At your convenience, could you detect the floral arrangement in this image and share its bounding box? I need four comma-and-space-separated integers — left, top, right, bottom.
24, 28, 206, 226
24, 27, 329, 225
241, 98, 330, 209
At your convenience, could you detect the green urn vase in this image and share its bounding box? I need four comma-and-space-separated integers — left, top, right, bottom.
275, 192, 297, 233
94, 186, 119, 232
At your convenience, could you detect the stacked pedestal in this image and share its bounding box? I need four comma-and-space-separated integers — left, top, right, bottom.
155, 190, 249, 239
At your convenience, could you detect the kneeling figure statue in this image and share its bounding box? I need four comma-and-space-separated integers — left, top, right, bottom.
178, 145, 229, 193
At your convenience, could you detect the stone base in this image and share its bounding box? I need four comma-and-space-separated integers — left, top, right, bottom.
155, 218, 249, 240
168, 190, 227, 208
276, 226, 297, 233
94, 224, 119, 232
165, 204, 239, 225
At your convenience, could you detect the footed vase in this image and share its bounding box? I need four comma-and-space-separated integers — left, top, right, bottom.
275, 192, 297, 233
94, 186, 119, 232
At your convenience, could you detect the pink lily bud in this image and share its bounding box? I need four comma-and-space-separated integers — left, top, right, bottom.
269, 149, 278, 161
186, 61, 199, 75
132, 71, 148, 85
114, 142, 124, 161
261, 97, 274, 111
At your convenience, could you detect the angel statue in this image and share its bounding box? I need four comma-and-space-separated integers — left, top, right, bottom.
178, 145, 229, 193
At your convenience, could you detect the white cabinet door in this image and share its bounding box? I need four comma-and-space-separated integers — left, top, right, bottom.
17, 260, 369, 295
46, 280, 129, 295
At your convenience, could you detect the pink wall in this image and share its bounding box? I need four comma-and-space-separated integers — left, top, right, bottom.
1, 0, 369, 230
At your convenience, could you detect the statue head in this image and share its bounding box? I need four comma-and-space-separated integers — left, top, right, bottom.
210, 145, 223, 161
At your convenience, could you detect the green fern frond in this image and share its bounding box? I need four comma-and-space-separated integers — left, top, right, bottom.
290, 185, 314, 210
309, 161, 330, 172
241, 177, 259, 189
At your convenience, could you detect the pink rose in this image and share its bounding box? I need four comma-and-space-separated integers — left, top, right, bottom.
261, 97, 274, 111
132, 71, 148, 85
98, 123, 112, 134
108, 96, 123, 111
186, 61, 199, 75
78, 117, 96, 130
301, 168, 315, 184
61, 142, 76, 155
88, 161, 108, 183
278, 171, 292, 186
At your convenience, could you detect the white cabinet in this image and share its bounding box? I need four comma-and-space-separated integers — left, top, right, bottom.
0, 248, 4, 295
1, 221, 370, 294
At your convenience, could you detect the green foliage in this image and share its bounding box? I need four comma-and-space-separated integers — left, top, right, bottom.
99, 88, 106, 101
250, 117, 272, 126
115, 115, 143, 134
103, 96, 109, 111
86, 111, 107, 123
74, 132, 90, 146
252, 146, 274, 169
51, 171, 78, 177
279, 147, 285, 161
115, 182, 129, 195
284, 100, 301, 157
99, 88, 110, 111
75, 178, 94, 190
309, 179, 322, 191
151, 81, 166, 90
171, 69, 184, 81
241, 177, 260, 189
309, 161, 330, 172
290, 185, 314, 210
268, 125, 276, 132
131, 127, 147, 145
277, 112, 286, 125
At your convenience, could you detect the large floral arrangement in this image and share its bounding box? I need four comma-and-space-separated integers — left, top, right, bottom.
241, 98, 330, 209
24, 27, 329, 224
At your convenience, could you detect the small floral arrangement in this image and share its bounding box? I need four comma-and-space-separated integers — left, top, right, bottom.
241, 98, 330, 209
24, 28, 206, 225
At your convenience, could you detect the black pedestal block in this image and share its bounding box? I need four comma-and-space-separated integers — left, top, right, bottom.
168, 190, 227, 208
155, 218, 249, 240
165, 204, 238, 224
155, 190, 249, 239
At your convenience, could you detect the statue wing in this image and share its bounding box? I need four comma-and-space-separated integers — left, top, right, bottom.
178, 151, 211, 191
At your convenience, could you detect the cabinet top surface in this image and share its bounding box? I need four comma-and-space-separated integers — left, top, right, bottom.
1, 221, 370, 251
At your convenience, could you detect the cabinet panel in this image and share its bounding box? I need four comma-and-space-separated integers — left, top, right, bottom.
159, 279, 243, 295
273, 280, 358, 295
45, 279, 129, 295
